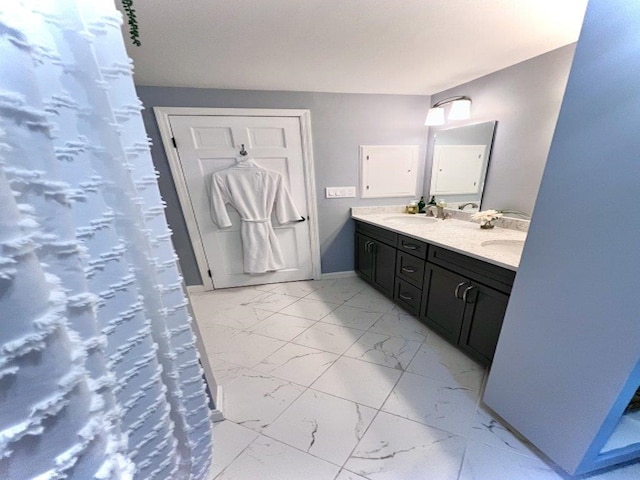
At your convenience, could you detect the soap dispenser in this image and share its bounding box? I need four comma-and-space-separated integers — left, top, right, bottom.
417, 196, 426, 213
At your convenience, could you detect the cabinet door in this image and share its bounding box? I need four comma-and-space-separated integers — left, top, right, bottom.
420, 263, 467, 343
459, 282, 509, 365
355, 233, 374, 282
372, 239, 396, 297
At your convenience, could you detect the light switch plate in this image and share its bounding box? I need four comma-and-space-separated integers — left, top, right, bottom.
325, 186, 356, 198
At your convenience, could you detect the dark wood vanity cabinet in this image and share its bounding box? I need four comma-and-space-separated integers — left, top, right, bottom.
421, 263, 467, 343
355, 223, 397, 297
394, 241, 428, 315
354, 219, 516, 365
459, 282, 509, 363
421, 262, 510, 365
355, 234, 374, 281
422, 246, 515, 365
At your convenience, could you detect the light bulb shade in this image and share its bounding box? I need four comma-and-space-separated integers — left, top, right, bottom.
425, 107, 445, 126
448, 99, 471, 120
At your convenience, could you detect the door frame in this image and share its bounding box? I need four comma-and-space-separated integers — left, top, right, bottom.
154, 107, 321, 290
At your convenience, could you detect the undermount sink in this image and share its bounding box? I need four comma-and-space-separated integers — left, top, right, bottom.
480, 239, 525, 255
381, 215, 438, 225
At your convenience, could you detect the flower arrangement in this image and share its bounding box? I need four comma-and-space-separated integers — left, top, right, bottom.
471, 209, 503, 229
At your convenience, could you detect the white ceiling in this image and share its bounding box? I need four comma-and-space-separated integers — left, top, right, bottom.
121, 0, 588, 95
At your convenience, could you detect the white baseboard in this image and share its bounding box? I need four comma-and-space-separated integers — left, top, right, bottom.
186, 284, 207, 294
320, 270, 357, 280
210, 408, 224, 423
211, 385, 224, 423
188, 272, 357, 290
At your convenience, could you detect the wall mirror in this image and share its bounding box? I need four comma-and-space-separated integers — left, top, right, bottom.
428, 120, 497, 210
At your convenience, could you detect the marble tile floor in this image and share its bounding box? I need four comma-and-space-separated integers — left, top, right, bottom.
190, 276, 640, 480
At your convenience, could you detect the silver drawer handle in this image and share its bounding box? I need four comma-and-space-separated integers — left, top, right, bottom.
399, 293, 413, 301
454, 281, 468, 299
402, 242, 419, 250
401, 266, 416, 273
462, 285, 475, 304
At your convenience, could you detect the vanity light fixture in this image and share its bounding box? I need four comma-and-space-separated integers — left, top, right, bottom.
425, 95, 472, 126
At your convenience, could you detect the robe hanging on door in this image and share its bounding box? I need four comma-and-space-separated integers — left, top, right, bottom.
209, 158, 302, 274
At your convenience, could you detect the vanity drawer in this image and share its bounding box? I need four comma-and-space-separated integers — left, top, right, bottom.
428, 245, 516, 294
355, 220, 398, 247
394, 279, 422, 316
396, 251, 425, 289
397, 235, 428, 259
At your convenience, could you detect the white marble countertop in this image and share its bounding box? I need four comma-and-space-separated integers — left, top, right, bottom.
351, 211, 528, 271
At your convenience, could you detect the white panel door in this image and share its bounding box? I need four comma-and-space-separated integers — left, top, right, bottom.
169, 115, 313, 289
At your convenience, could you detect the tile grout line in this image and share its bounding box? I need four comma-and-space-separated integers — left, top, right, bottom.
455, 441, 470, 480
204, 277, 462, 479
214, 278, 398, 475
210, 279, 380, 478
328, 305, 428, 475
206, 280, 383, 391
215, 278, 433, 398
302, 287, 489, 475
210, 424, 260, 480
211, 279, 370, 470
204, 278, 572, 479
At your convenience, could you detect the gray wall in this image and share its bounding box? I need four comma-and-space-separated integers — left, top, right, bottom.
138, 45, 575, 285
426, 44, 576, 215
136, 88, 431, 285
485, 1, 640, 474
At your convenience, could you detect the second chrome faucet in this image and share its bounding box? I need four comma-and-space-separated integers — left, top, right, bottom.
458, 202, 479, 210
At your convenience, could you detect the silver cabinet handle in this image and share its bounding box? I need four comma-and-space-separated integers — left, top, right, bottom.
462, 285, 475, 304
402, 242, 419, 250
399, 293, 413, 301
401, 266, 416, 273
455, 281, 468, 299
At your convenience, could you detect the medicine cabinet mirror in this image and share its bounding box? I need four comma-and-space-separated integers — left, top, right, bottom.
428, 121, 497, 210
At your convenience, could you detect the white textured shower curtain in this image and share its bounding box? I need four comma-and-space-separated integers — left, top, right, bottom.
0, 1, 212, 479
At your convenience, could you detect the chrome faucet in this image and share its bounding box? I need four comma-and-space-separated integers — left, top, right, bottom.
427, 205, 449, 219
458, 202, 479, 210
499, 209, 531, 218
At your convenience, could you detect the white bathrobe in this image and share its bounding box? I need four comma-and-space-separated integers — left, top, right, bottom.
209, 159, 301, 274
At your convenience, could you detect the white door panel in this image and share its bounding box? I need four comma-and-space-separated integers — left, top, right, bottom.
169, 115, 313, 289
